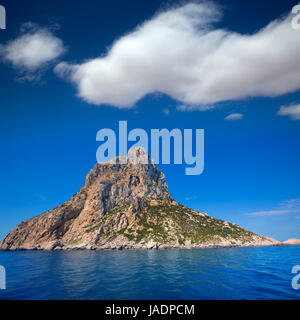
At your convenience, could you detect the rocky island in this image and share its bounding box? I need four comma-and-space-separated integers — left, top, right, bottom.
0, 148, 279, 251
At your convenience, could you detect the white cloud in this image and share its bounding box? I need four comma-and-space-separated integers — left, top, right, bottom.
1, 23, 65, 78
225, 113, 243, 121
248, 198, 300, 216
176, 104, 214, 112
162, 108, 170, 115
280, 198, 300, 208
249, 209, 297, 216
277, 104, 300, 120
56, 2, 300, 109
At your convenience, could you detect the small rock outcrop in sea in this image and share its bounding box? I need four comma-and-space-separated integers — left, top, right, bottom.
283, 239, 300, 245
0, 148, 279, 250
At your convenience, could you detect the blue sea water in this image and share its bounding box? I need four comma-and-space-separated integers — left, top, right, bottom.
0, 245, 300, 300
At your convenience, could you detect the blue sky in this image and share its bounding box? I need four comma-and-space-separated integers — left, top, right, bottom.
1, 0, 300, 241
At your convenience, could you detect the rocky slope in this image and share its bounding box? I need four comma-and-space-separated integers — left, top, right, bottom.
0, 148, 279, 250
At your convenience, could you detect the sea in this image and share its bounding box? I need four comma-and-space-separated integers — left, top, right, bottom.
0, 245, 300, 300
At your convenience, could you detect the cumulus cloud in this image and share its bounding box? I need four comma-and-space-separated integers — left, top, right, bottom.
1, 23, 65, 79
225, 113, 243, 120
55, 2, 300, 109
277, 103, 300, 120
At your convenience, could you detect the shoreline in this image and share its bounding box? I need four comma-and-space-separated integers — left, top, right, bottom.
1, 242, 292, 252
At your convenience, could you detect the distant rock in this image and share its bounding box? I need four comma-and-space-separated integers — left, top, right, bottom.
0, 147, 279, 251
283, 239, 300, 245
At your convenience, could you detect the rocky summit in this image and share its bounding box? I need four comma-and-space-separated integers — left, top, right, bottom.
0, 148, 278, 251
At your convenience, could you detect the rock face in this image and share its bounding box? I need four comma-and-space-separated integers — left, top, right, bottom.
0, 148, 278, 250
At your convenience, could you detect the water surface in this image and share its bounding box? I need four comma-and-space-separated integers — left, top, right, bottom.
0, 246, 299, 300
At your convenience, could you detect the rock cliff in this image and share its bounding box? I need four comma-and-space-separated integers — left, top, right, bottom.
0, 148, 278, 250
